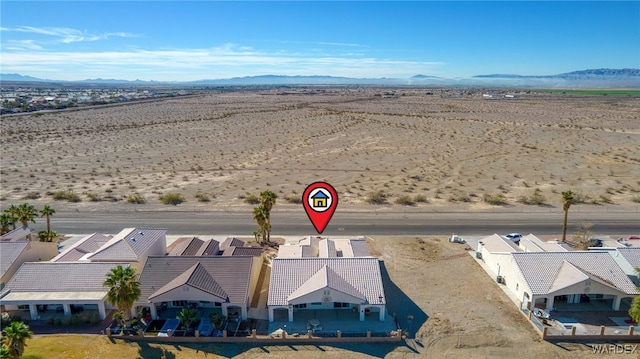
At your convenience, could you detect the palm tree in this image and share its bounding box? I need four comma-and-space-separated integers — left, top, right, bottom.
630, 268, 640, 323
561, 190, 574, 243
103, 265, 142, 321
4, 204, 19, 230
39, 205, 56, 238
176, 307, 198, 330
259, 189, 277, 211
252, 205, 269, 243
0, 213, 13, 235
16, 203, 37, 227
1, 321, 32, 359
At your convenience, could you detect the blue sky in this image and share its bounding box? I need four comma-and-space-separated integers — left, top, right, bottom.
1, 1, 638, 81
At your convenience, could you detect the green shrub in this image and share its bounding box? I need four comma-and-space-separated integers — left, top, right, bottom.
126, 194, 146, 204
395, 195, 415, 206
23, 191, 41, 200
195, 193, 211, 202
86, 193, 102, 202
70, 314, 82, 325
414, 194, 428, 203
517, 188, 547, 205
52, 189, 81, 202
89, 314, 101, 324
159, 192, 186, 205
483, 193, 508, 205
284, 194, 302, 204
365, 190, 387, 204
243, 194, 260, 204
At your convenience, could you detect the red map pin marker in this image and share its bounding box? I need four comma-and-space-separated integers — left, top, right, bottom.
302, 182, 339, 234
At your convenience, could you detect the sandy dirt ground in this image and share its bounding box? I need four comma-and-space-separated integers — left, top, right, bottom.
3, 89, 640, 358
1, 89, 639, 209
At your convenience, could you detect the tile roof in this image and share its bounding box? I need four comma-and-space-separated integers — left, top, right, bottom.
0, 242, 28, 278
149, 262, 228, 300
220, 237, 245, 251
519, 234, 571, 252
197, 240, 220, 256
0, 262, 128, 297
277, 237, 370, 258
222, 247, 263, 257
0, 226, 33, 241
52, 233, 112, 262
88, 228, 166, 262
287, 265, 366, 302
617, 248, 640, 270
138, 256, 254, 305
512, 252, 638, 296
268, 258, 386, 306
479, 234, 521, 253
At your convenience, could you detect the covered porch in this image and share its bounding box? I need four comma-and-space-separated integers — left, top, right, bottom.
267, 308, 397, 336
0, 291, 109, 320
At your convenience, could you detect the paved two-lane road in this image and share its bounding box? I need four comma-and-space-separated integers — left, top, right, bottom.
39, 205, 639, 236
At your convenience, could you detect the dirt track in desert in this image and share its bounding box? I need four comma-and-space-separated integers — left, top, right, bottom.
2, 88, 639, 211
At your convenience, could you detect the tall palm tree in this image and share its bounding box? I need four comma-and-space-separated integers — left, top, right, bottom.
39, 205, 56, 235
103, 265, 141, 321
259, 190, 277, 211
5, 204, 19, 230
252, 205, 269, 243
16, 203, 37, 227
1, 321, 32, 359
561, 190, 574, 243
0, 213, 13, 235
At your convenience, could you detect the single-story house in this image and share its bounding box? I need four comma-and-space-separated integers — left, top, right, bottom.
51, 228, 166, 271
167, 237, 262, 257
268, 257, 387, 322
134, 255, 261, 320
277, 236, 370, 258
0, 262, 129, 320
477, 234, 638, 312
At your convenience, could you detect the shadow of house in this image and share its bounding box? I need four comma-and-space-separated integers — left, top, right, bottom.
379, 261, 428, 339
137, 341, 176, 359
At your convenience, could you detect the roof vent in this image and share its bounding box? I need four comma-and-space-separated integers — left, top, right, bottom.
131, 237, 137, 242
139, 231, 144, 236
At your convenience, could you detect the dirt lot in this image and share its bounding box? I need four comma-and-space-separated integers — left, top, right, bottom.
1, 89, 639, 208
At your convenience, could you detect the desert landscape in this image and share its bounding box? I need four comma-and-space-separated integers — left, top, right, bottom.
2, 88, 640, 358
1, 88, 639, 210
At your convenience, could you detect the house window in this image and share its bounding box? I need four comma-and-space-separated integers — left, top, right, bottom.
311, 302, 322, 306
214, 302, 222, 307
333, 302, 350, 308
172, 300, 186, 307
293, 304, 307, 308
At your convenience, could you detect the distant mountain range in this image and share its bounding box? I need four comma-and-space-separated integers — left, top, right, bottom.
2, 68, 639, 87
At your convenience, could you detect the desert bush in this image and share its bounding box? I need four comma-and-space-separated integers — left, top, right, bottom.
483, 193, 508, 205
598, 194, 614, 204
52, 189, 81, 202
86, 193, 102, 202
126, 194, 146, 204
23, 191, 41, 200
414, 194, 428, 203
365, 190, 387, 204
632, 196, 640, 203
571, 192, 591, 204
284, 194, 302, 204
517, 188, 547, 205
159, 192, 186, 205
243, 194, 260, 204
195, 193, 211, 202
395, 195, 415, 206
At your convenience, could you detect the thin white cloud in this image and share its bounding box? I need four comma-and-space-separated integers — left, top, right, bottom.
2, 26, 141, 44
5, 39, 42, 50
0, 43, 445, 80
